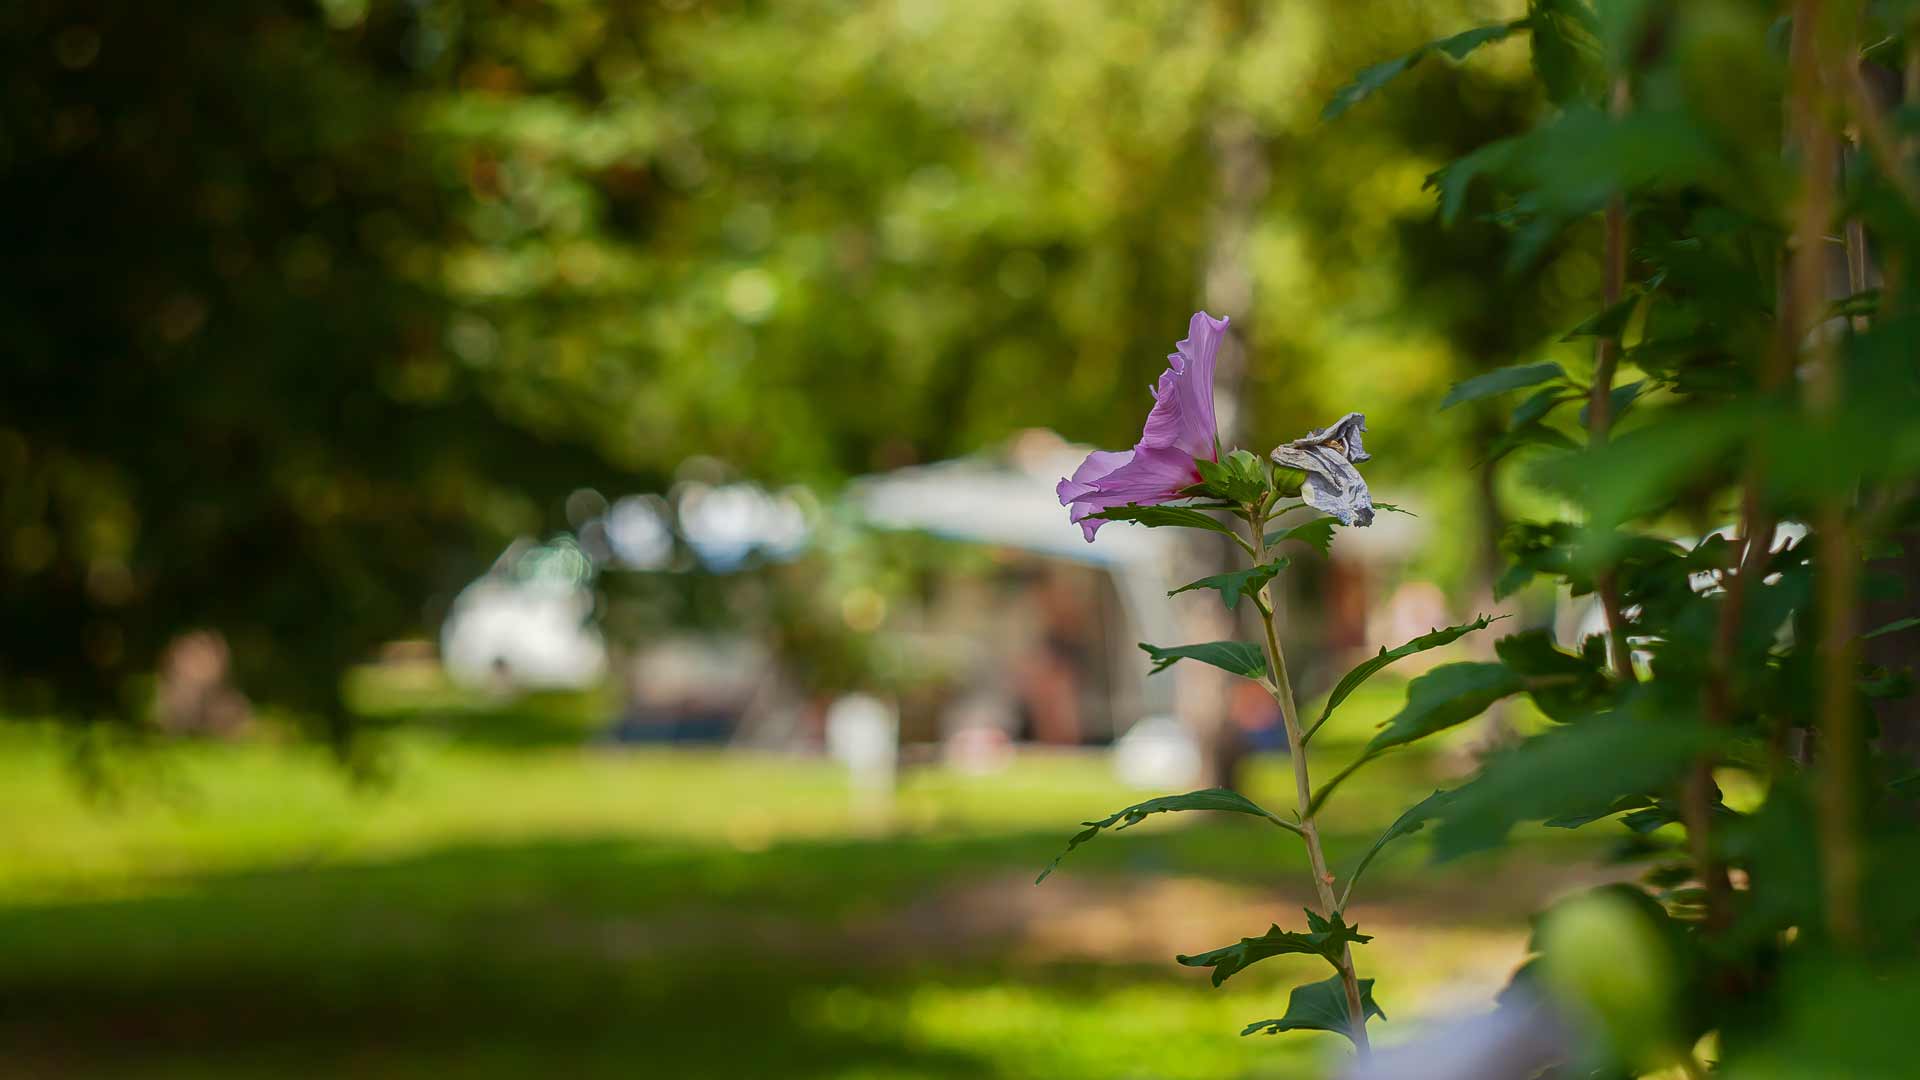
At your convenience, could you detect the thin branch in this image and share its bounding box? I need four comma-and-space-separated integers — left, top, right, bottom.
1589, 77, 1637, 685
1839, 58, 1920, 211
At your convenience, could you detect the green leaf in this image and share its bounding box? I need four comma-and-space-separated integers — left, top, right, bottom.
1428, 135, 1521, 227
1195, 455, 1267, 504
1859, 666, 1913, 700
1371, 501, 1415, 516
1036, 789, 1295, 883
1621, 803, 1684, 834
1528, 407, 1748, 542
1544, 793, 1653, 829
1575, 379, 1646, 428
1440, 362, 1568, 410
1367, 662, 1525, 754
1863, 616, 1920, 641
1339, 790, 1456, 909
1528, 0, 1605, 106
1509, 386, 1576, 428
1169, 559, 1289, 612
1304, 616, 1507, 744
1430, 713, 1716, 860
1307, 753, 1377, 819
1829, 288, 1880, 321
1090, 503, 1238, 536
1226, 448, 1273, 501
1483, 422, 1579, 464
1562, 293, 1640, 340
1494, 630, 1613, 722
1264, 516, 1337, 557
1322, 21, 1525, 121
1139, 641, 1268, 679
1241, 975, 1386, 1045
1310, 663, 1522, 815
1177, 909, 1372, 986
1495, 521, 1586, 599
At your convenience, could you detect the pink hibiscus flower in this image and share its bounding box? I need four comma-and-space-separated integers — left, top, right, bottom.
1057, 312, 1229, 541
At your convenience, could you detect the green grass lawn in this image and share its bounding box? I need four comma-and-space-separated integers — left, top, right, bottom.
0, 689, 1604, 1079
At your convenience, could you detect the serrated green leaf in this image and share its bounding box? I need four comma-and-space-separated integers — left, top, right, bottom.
1322, 21, 1525, 121
1304, 616, 1506, 744
1177, 909, 1372, 986
1241, 975, 1386, 1045
1169, 559, 1289, 612
1367, 662, 1525, 754
1264, 516, 1337, 557
1441, 362, 1568, 410
1338, 789, 1456, 909
1139, 641, 1268, 679
1090, 503, 1238, 536
1036, 789, 1294, 883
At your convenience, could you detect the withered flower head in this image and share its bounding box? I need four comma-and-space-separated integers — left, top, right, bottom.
1272, 412, 1375, 527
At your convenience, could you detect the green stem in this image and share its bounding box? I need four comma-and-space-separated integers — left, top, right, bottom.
1245, 508, 1371, 1055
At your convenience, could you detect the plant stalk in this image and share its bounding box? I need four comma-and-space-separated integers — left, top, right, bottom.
1590, 77, 1638, 685
1788, 0, 1864, 947
1247, 509, 1370, 1055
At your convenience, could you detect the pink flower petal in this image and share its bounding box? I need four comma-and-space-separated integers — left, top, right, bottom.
1140, 312, 1228, 460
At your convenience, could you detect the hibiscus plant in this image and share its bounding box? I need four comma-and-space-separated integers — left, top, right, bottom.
1043, 2, 1920, 1076
1042, 312, 1498, 1055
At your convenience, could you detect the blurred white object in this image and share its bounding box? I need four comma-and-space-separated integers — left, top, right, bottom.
604, 494, 675, 570
675, 481, 810, 571
1341, 992, 1573, 1080
441, 539, 607, 691
826, 693, 899, 790
1113, 714, 1201, 790
826, 694, 899, 822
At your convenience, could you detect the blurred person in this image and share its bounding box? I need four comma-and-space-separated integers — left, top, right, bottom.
153, 630, 250, 738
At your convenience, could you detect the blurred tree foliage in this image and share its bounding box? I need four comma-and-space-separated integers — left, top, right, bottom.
1, 0, 1560, 727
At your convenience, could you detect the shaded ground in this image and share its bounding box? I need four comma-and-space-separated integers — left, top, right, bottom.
0, 711, 1607, 1079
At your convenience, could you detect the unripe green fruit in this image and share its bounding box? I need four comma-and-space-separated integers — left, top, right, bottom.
1537, 891, 1678, 1068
